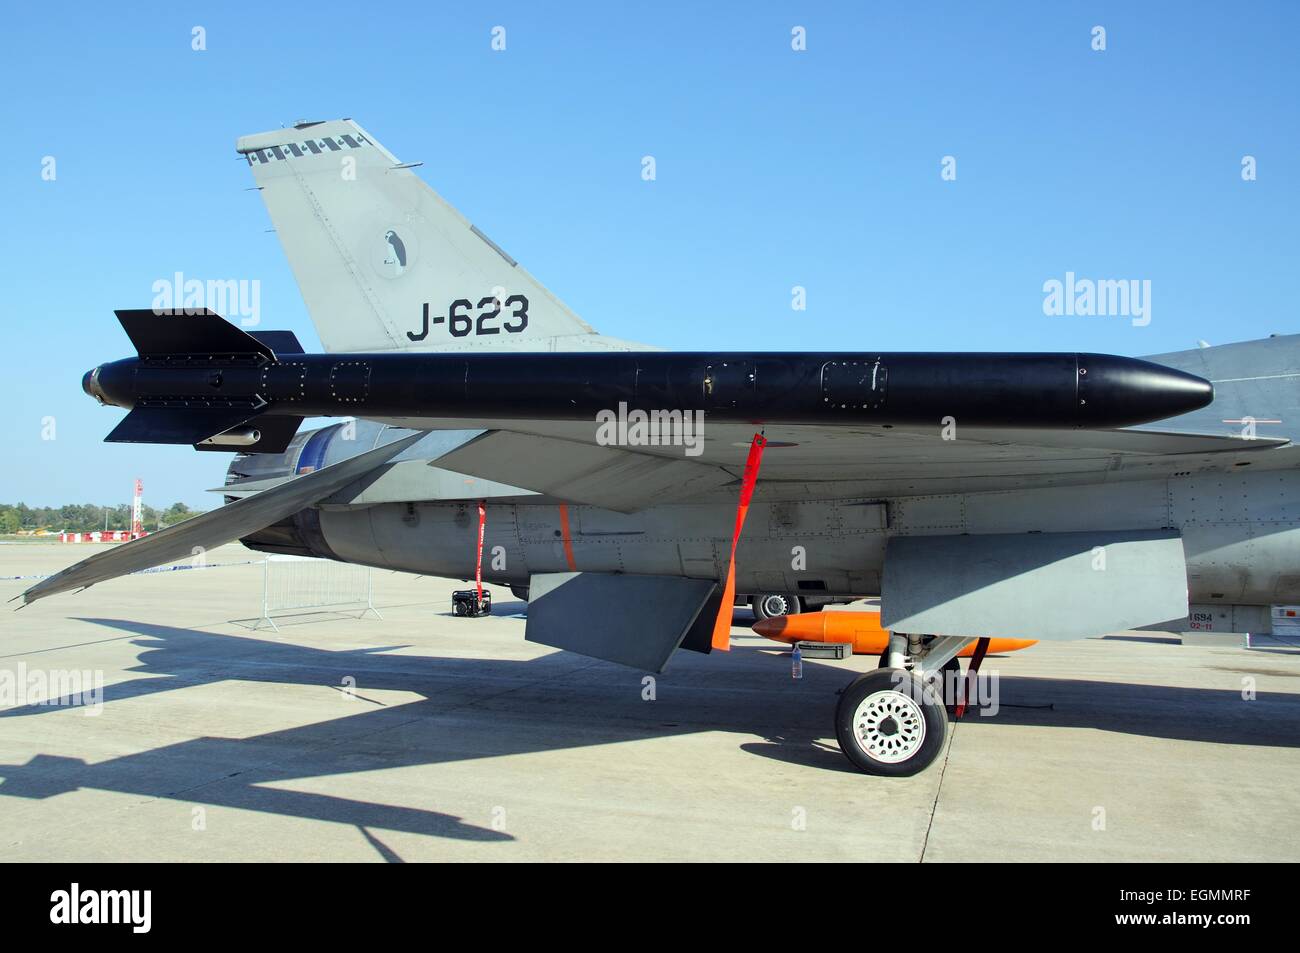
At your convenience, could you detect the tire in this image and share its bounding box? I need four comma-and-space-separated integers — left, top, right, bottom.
750, 593, 801, 621
510, 585, 530, 602
835, 668, 948, 776
800, 599, 824, 613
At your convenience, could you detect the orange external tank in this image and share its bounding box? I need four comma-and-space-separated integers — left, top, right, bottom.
752, 610, 1037, 656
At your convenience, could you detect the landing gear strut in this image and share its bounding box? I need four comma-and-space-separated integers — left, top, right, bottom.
836, 633, 972, 776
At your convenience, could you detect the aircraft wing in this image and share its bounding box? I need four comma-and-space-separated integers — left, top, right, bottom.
15, 431, 425, 606
426, 419, 1287, 511
426, 430, 738, 511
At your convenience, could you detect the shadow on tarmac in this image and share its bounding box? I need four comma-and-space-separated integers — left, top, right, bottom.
1, 614, 1298, 851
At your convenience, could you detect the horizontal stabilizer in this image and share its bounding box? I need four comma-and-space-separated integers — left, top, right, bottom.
115, 308, 274, 358
525, 572, 718, 671
17, 431, 425, 606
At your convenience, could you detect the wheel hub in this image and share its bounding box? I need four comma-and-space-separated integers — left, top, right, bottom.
852, 689, 926, 763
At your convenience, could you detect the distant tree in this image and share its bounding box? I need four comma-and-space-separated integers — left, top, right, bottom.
0, 502, 206, 533
160, 502, 198, 527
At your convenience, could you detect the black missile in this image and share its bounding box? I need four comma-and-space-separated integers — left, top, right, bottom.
82, 310, 1214, 452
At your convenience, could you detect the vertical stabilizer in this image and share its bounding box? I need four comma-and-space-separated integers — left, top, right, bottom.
238, 119, 650, 354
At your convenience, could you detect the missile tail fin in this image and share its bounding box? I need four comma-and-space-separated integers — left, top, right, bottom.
114, 309, 279, 359
106, 406, 257, 445
105, 406, 303, 454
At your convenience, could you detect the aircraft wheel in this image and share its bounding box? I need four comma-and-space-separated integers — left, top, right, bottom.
751, 593, 801, 621
836, 668, 948, 777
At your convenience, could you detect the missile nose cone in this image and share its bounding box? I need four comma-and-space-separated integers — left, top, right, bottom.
751, 616, 787, 640
1188, 373, 1215, 406
1076, 355, 1214, 426
751, 611, 830, 644
1146, 365, 1215, 416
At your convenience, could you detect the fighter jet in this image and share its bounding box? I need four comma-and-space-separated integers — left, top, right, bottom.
21, 119, 1297, 777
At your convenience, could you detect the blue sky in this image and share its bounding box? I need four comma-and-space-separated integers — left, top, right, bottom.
2, 1, 1297, 508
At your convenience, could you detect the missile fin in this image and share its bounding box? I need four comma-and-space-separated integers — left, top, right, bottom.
106, 406, 257, 445
248, 330, 305, 355
114, 309, 274, 359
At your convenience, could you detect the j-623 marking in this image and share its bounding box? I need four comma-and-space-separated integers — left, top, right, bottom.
406, 295, 530, 341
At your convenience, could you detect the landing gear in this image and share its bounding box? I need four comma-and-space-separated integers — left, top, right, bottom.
836, 632, 974, 775
926, 656, 963, 707
751, 593, 801, 621
835, 668, 948, 776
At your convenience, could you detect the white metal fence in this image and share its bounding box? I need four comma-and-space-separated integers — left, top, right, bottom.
242, 555, 382, 632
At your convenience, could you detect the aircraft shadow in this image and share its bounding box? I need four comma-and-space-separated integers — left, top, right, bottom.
1, 616, 1296, 849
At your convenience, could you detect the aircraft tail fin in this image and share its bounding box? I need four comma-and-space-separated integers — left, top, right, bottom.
237, 119, 650, 354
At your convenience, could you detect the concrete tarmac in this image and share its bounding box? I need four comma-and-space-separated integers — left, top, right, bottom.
1, 542, 1297, 861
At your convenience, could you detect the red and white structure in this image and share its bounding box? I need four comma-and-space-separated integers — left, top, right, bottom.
131, 478, 144, 538
60, 478, 149, 543
59, 530, 138, 543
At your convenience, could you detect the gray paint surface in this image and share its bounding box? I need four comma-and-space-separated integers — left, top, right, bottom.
526, 572, 717, 671
881, 530, 1189, 640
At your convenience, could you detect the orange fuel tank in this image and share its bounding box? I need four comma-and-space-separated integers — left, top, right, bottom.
752, 611, 1036, 656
